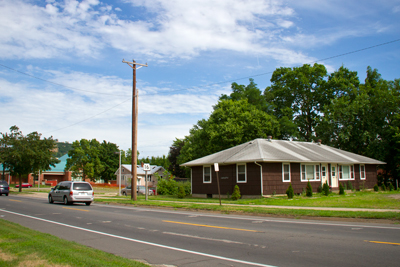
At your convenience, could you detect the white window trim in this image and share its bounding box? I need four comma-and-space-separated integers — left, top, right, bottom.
282, 163, 291, 182
360, 164, 366, 180
203, 165, 212, 183
236, 163, 247, 183
301, 164, 321, 182
338, 164, 355, 180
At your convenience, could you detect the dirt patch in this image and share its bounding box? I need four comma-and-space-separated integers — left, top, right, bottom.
388, 194, 400, 200
0, 249, 16, 261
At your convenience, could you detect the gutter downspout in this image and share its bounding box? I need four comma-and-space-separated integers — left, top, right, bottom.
254, 162, 263, 196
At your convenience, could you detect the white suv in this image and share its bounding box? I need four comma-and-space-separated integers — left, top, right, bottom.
48, 181, 94, 206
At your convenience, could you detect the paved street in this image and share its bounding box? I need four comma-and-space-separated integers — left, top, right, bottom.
1, 194, 400, 267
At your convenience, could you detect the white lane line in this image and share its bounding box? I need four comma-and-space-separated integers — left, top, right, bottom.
93, 204, 400, 230
0, 209, 276, 267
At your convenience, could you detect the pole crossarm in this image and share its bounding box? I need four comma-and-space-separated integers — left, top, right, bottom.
122, 59, 148, 69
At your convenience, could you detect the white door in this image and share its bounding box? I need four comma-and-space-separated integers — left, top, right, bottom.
321, 164, 328, 185
331, 165, 338, 188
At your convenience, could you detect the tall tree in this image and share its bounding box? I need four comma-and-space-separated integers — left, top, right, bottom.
168, 138, 187, 178
1, 126, 59, 191
179, 99, 280, 163
65, 139, 104, 181
264, 63, 330, 141
98, 141, 119, 183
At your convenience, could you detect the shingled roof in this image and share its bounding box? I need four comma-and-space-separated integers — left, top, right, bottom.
181, 139, 385, 167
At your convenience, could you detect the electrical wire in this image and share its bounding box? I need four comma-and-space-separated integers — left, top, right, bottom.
0, 63, 129, 97
1, 38, 399, 133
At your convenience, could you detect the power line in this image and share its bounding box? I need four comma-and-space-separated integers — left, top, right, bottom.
0, 63, 129, 97
2, 38, 399, 132
44, 98, 131, 134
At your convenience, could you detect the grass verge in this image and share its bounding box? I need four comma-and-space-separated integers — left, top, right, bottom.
0, 219, 149, 267
95, 190, 400, 221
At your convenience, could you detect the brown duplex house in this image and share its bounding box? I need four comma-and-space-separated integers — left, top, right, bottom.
181, 138, 385, 198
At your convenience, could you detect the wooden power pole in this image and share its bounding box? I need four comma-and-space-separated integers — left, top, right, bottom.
122, 59, 148, 201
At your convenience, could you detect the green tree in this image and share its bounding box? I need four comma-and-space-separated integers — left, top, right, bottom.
168, 138, 188, 178
286, 183, 294, 199
65, 139, 104, 181
179, 99, 279, 163
1, 126, 59, 191
220, 78, 271, 113
264, 63, 330, 141
98, 141, 119, 183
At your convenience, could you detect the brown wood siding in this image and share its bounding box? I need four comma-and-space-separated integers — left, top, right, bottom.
337, 164, 378, 190
263, 163, 324, 195
192, 163, 261, 196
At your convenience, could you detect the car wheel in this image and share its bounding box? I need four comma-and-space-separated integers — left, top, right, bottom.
28, 186, 31, 188
5, 193, 8, 196
122, 192, 126, 196
85, 202, 91, 206
48, 195, 53, 203
0, 194, 2, 196
63, 196, 70, 205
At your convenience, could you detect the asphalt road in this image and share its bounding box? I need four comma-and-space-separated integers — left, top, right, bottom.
1, 194, 400, 267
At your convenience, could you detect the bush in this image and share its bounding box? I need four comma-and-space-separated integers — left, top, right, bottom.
157, 176, 178, 195
347, 180, 353, 191
286, 183, 294, 199
317, 184, 323, 193
306, 180, 313, 197
231, 185, 241, 200
339, 183, 345, 195
388, 182, 394, 191
374, 184, 379, 192
381, 183, 386, 191
176, 184, 186, 198
322, 181, 330, 196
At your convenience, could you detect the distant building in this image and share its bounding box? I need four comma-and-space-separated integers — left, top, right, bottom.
114, 164, 166, 187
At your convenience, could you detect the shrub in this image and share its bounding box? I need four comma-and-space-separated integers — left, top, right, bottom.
347, 180, 353, 191
231, 185, 241, 200
388, 182, 394, 191
286, 183, 294, 199
373, 184, 379, 192
306, 180, 313, 197
157, 176, 178, 195
339, 183, 345, 195
381, 183, 386, 191
317, 184, 323, 193
176, 184, 186, 198
322, 181, 330, 196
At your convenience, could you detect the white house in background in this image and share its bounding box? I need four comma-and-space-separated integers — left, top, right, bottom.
114, 164, 166, 187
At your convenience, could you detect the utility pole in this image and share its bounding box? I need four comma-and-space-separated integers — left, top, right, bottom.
122, 59, 148, 201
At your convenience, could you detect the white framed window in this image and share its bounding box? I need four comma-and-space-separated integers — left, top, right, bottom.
203, 166, 212, 183
237, 163, 247, 183
331, 166, 336, 177
282, 163, 291, 182
301, 164, 321, 181
360, 165, 366, 180
339, 165, 354, 180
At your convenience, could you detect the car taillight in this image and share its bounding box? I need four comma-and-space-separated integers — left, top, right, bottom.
70, 191, 73, 196
92, 191, 94, 196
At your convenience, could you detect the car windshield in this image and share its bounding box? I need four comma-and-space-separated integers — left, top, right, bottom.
73, 183, 92, 190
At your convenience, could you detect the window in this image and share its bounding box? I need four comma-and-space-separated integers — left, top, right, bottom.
301, 164, 321, 181
360, 165, 366, 180
282, 163, 291, 182
203, 166, 211, 183
237, 164, 247, 183
339, 165, 354, 180
331, 166, 336, 177
322, 166, 326, 177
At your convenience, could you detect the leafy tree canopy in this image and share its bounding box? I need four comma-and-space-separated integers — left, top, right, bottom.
0, 126, 59, 191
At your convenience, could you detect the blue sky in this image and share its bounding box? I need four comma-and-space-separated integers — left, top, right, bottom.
1, 0, 399, 158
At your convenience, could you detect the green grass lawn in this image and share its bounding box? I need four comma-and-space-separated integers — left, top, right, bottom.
95, 190, 400, 221
0, 219, 149, 267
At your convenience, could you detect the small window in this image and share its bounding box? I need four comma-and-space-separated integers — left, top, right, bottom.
282, 163, 291, 182
331, 166, 336, 177
315, 165, 320, 180
339, 165, 355, 180
203, 166, 211, 183
360, 165, 366, 180
237, 164, 246, 183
